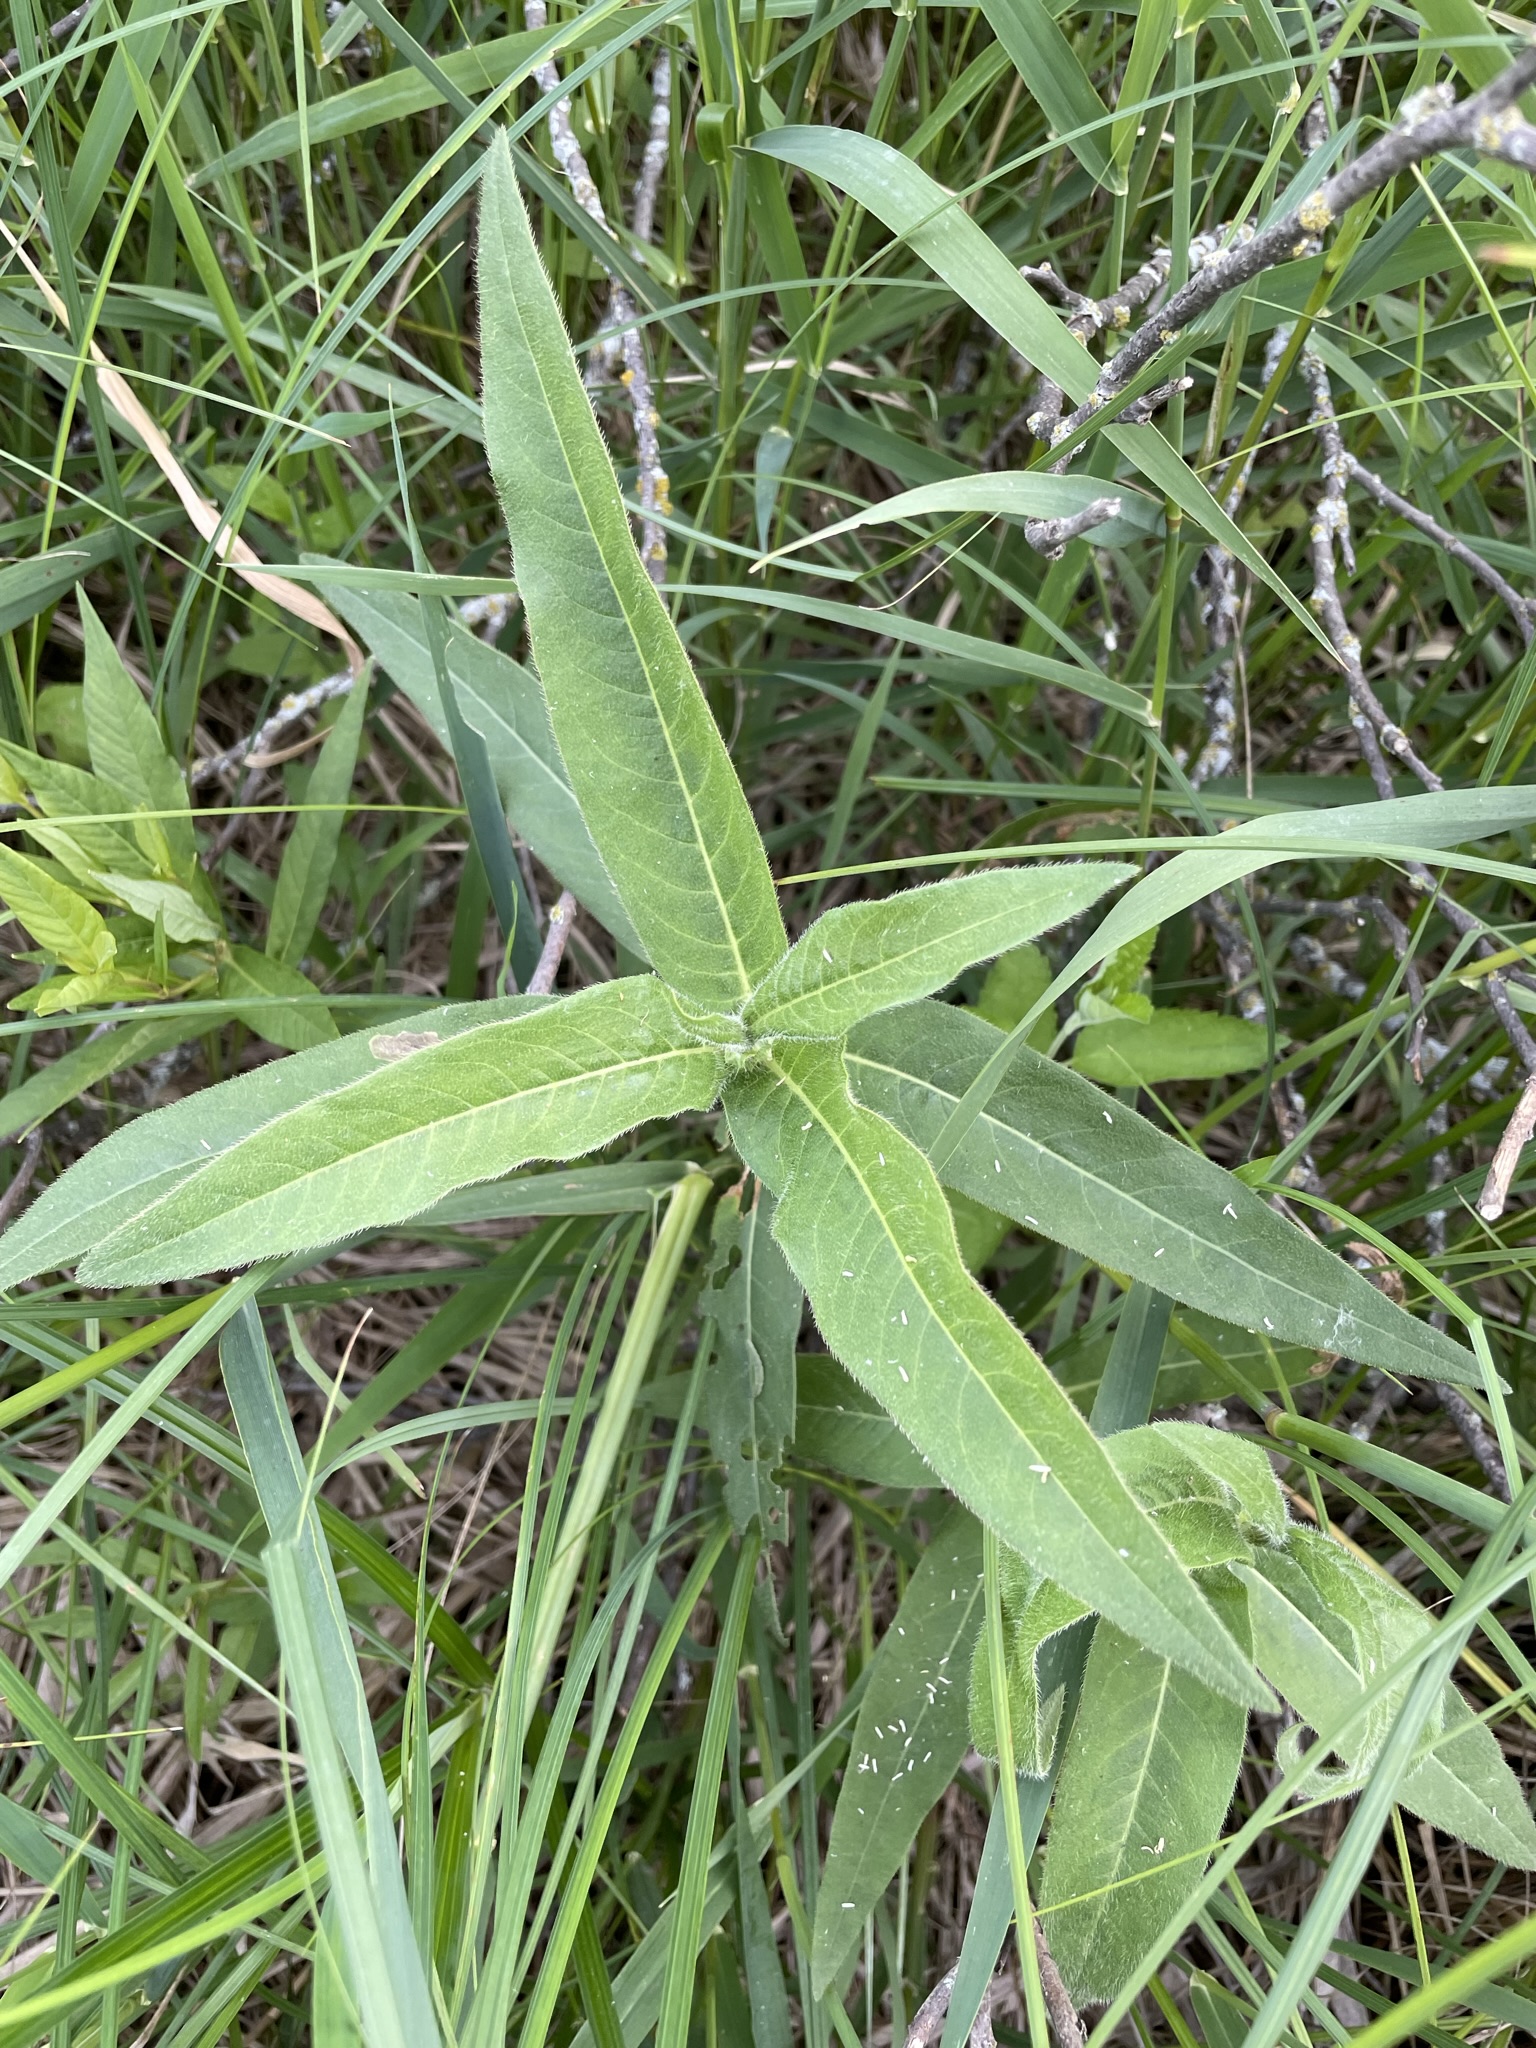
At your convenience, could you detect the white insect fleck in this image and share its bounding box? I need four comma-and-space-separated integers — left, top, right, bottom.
823, 948, 834, 963
1154, 1247, 1165, 1258
1025, 1215, 1039, 1227
844, 1270, 854, 1278
1263, 1316, 1274, 1330
801, 1120, 812, 1131
1142, 1837, 1165, 1856
994, 1159, 1002, 1173
1222, 1202, 1237, 1218
1030, 1463, 1051, 1482
900, 1310, 908, 1326
878, 1151, 886, 1165
1104, 1110, 1113, 1123
1119, 1548, 1129, 1557
899, 1366, 910, 1383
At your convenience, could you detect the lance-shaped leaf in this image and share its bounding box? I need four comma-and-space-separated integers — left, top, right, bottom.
704, 1184, 800, 1538
814, 1507, 982, 1998
321, 581, 643, 955
0, 995, 545, 1287
1039, 1598, 1249, 2005
478, 133, 785, 1008
724, 1040, 1265, 1709
78, 593, 196, 873
744, 866, 1129, 1041
844, 1002, 1480, 1386
72, 979, 725, 1285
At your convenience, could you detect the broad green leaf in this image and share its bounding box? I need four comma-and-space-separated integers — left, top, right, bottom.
0, 745, 157, 879
0, 529, 143, 637
77, 978, 725, 1284
968, 1556, 1088, 1771
1039, 1610, 1248, 2004
747, 128, 1323, 638
744, 866, 1128, 1040
949, 944, 1054, 1266
703, 1184, 800, 1537
1072, 1011, 1272, 1084
91, 872, 219, 943
78, 592, 195, 870
0, 845, 116, 974
218, 945, 339, 1052
725, 1039, 1265, 1709
320, 581, 643, 954
792, 1354, 932, 1489
765, 474, 1159, 565
29, 969, 158, 1016
844, 1002, 1481, 1386
813, 1507, 983, 1997
978, 0, 1122, 191
0, 996, 540, 1286
268, 672, 369, 967
479, 134, 786, 1009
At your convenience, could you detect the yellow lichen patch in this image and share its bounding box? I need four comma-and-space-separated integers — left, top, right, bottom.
1297, 192, 1334, 234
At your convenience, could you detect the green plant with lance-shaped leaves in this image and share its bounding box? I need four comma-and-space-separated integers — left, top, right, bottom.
0, 133, 1518, 1702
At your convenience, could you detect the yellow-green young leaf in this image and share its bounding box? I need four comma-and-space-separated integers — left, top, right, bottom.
477, 134, 786, 1010
217, 945, 338, 1052
744, 866, 1129, 1041
77, 978, 724, 1285
845, 1003, 1481, 1387
92, 874, 220, 944
1039, 1602, 1249, 2005
78, 592, 195, 870
813, 1507, 982, 1998
0, 996, 542, 1286
724, 1039, 1265, 1708
268, 675, 369, 967
28, 969, 156, 1017
0, 845, 116, 975
1072, 1011, 1273, 1084
0, 745, 156, 879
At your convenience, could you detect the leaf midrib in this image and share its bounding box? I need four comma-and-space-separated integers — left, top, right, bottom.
752, 902, 1030, 1031
500, 190, 760, 1002
844, 1041, 1445, 1359
110, 1039, 721, 1247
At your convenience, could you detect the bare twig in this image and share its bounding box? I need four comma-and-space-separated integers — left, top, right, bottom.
1033, 1919, 1087, 2048
1038, 49, 1536, 469
1478, 1072, 1536, 1222
0, 1, 92, 82
0, 1128, 44, 1233
903, 1963, 1002, 2048
1341, 454, 1536, 647
527, 890, 577, 995
523, 6, 671, 581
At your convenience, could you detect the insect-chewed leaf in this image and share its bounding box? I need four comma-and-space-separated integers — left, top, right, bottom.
1039, 1602, 1248, 2005
703, 1184, 800, 1538
724, 1039, 1265, 1709
478, 133, 785, 1009
0, 996, 544, 1287
744, 866, 1129, 1041
78, 592, 195, 871
845, 1001, 1480, 1386
813, 1506, 982, 1998
77, 978, 724, 1284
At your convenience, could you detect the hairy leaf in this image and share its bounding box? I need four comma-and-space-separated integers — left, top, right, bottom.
725, 1039, 1265, 1707
968, 1556, 1087, 1771
0, 996, 543, 1285
792, 1355, 931, 1489
1040, 1608, 1248, 2004
744, 866, 1128, 1041
478, 134, 785, 1008
844, 1003, 1479, 1386
79, 979, 722, 1283
813, 1507, 982, 1997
